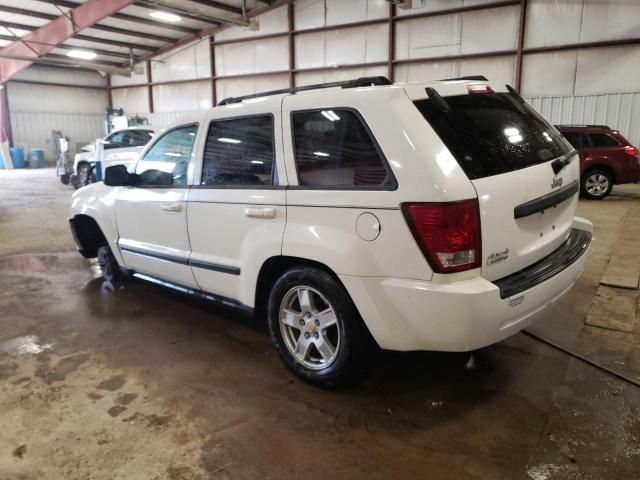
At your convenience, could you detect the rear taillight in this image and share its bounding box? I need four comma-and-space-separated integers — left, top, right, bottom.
402, 200, 481, 273
624, 146, 638, 156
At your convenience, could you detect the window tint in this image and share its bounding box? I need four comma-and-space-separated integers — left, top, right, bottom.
201, 116, 274, 186
123, 130, 154, 147
135, 124, 197, 187
104, 131, 126, 149
292, 109, 392, 188
414, 93, 571, 180
562, 132, 588, 148
590, 133, 619, 148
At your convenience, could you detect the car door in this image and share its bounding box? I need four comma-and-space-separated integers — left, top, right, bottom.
115, 123, 200, 287
187, 99, 286, 307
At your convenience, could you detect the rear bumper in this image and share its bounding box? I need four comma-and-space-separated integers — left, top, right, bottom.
341, 217, 592, 352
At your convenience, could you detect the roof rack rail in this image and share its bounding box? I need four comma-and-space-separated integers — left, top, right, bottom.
555, 124, 611, 130
217, 76, 392, 106
439, 75, 488, 82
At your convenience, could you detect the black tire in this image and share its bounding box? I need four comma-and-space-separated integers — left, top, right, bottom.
77, 163, 94, 188
581, 169, 613, 200
96, 245, 125, 286
267, 266, 371, 388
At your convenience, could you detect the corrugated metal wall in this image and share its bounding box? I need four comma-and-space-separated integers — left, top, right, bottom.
10, 111, 104, 161
526, 92, 640, 147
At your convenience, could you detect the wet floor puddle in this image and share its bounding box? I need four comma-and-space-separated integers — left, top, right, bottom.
0, 335, 53, 356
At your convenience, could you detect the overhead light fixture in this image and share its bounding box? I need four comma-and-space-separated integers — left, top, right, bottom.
150, 11, 181, 22
66, 49, 97, 60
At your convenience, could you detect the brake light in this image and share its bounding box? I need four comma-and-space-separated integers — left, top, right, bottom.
624, 146, 638, 156
402, 200, 481, 273
467, 85, 494, 94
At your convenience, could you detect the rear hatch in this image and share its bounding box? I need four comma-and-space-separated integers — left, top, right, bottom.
413, 87, 579, 281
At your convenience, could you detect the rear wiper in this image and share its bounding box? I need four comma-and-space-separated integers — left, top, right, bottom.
426, 87, 451, 113
551, 154, 574, 175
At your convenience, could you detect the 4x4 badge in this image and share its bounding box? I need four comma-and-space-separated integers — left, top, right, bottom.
551, 177, 563, 189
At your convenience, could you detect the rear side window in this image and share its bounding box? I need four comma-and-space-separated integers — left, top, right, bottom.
201, 115, 274, 186
414, 93, 572, 180
590, 133, 619, 148
562, 132, 589, 148
292, 109, 394, 188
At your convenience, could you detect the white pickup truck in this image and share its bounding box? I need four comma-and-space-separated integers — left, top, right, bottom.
73, 126, 155, 187
69, 76, 592, 387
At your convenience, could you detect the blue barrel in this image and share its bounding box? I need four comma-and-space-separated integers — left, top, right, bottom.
28, 148, 45, 168
10, 147, 25, 168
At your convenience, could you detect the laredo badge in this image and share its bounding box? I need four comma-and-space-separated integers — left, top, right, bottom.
487, 248, 509, 266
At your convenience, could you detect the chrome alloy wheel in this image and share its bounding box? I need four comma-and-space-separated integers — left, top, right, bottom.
585, 173, 609, 197
279, 286, 341, 370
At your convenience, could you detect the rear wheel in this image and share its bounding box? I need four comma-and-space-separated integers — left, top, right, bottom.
267, 266, 371, 388
582, 169, 613, 200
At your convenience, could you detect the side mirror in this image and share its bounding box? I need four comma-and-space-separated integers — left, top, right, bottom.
104, 165, 132, 186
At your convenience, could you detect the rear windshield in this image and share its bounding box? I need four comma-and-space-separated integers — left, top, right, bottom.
414, 93, 572, 180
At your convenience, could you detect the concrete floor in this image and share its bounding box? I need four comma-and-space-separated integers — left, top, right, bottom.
1, 169, 639, 480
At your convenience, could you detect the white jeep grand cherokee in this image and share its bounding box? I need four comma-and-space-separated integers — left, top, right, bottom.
70, 76, 592, 387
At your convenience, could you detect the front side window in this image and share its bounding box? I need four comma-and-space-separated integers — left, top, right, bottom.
590, 133, 619, 148
135, 124, 197, 187
201, 115, 274, 186
292, 109, 393, 188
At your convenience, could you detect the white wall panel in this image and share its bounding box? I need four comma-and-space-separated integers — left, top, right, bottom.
295, 0, 387, 30
396, 6, 517, 59
148, 111, 193, 129
13, 66, 106, 88
111, 86, 149, 114
524, 0, 582, 48
153, 81, 212, 113
10, 111, 104, 162
295, 24, 388, 69
216, 75, 289, 101
216, 5, 288, 41
460, 6, 518, 54
111, 62, 147, 87
215, 37, 288, 75
521, 51, 578, 97
7, 82, 107, 114
296, 66, 387, 86
580, 0, 640, 43
575, 46, 640, 96
152, 39, 211, 82
395, 56, 514, 85
526, 92, 640, 147
395, 0, 503, 16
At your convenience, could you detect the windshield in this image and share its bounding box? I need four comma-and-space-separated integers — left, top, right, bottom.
414, 93, 572, 180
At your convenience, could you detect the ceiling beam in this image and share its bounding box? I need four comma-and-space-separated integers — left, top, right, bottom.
135, 0, 226, 24
0, 5, 176, 43
0, 0, 136, 83
0, 20, 155, 51
32, 0, 200, 34
0, 34, 134, 60
179, 0, 242, 15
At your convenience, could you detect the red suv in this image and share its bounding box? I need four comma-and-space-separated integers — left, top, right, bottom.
556, 125, 640, 199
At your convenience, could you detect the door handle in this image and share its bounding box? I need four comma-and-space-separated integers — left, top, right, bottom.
160, 203, 182, 213
244, 207, 276, 219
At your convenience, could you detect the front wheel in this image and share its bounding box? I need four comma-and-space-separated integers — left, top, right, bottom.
581, 169, 613, 200
96, 245, 125, 286
267, 266, 371, 388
